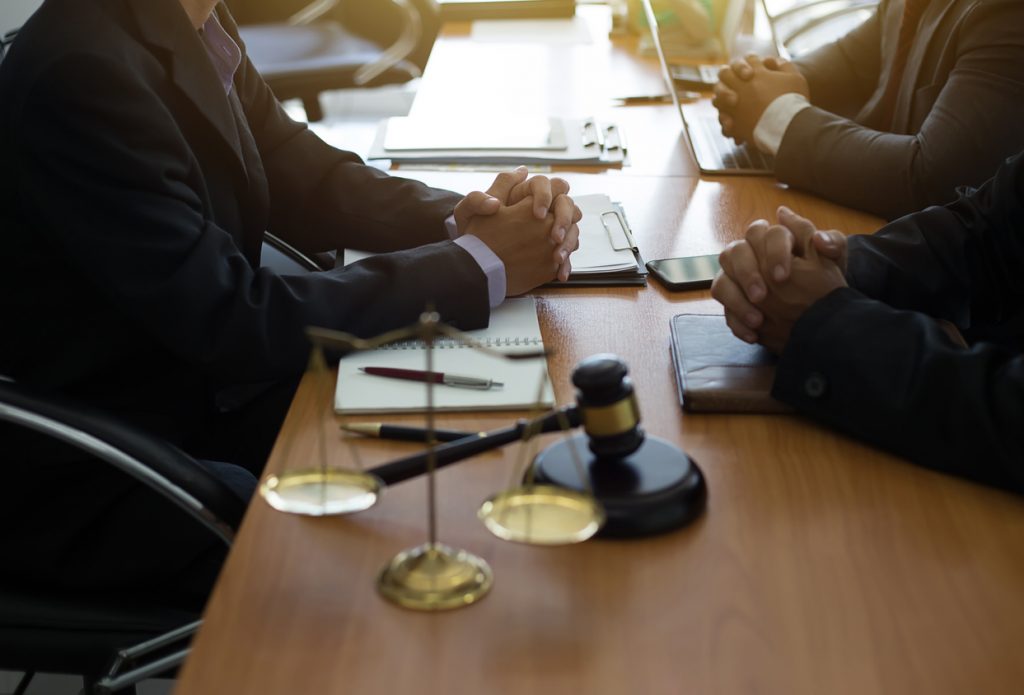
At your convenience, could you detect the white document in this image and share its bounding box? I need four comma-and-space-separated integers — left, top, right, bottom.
383, 116, 566, 152
367, 116, 625, 166
334, 297, 554, 414
570, 194, 641, 275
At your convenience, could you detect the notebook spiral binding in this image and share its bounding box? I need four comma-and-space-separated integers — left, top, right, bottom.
380, 336, 544, 350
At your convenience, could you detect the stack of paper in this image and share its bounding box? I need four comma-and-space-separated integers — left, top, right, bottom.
367, 116, 626, 167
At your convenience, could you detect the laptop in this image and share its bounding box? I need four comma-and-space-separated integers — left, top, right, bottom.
639, 0, 774, 175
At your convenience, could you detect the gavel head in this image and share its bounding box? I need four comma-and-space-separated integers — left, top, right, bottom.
571, 354, 644, 459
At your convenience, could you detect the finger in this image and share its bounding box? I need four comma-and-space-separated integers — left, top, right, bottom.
486, 166, 529, 203
557, 255, 573, 283
460, 190, 501, 215
550, 195, 576, 244
555, 222, 580, 269
810, 229, 847, 262
571, 203, 582, 225
776, 205, 817, 254
718, 65, 743, 90
743, 54, 765, 72
712, 82, 738, 109
452, 190, 500, 230
744, 218, 771, 244
526, 176, 554, 219
725, 310, 759, 344
718, 112, 734, 137
766, 57, 799, 74
761, 225, 797, 282
712, 270, 765, 331
719, 239, 767, 304
550, 177, 570, 198
729, 58, 752, 81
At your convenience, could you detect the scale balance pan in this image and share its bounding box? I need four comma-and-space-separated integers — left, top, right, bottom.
530, 434, 707, 538
478, 485, 606, 545
260, 469, 383, 516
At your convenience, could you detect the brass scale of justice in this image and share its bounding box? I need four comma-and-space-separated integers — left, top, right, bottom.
259, 310, 707, 611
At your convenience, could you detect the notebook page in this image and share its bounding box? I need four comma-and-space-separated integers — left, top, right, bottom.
334, 297, 554, 413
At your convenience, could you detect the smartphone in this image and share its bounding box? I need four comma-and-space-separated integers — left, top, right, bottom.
669, 64, 723, 90
646, 254, 721, 291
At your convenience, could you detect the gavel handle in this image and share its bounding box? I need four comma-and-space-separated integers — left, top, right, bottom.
368, 407, 581, 486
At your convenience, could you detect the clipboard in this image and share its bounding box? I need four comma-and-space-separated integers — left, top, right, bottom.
367, 116, 627, 167
546, 196, 647, 287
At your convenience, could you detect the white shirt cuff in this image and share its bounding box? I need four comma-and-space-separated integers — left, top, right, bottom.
446, 213, 506, 308
753, 93, 811, 156
444, 214, 459, 239
454, 234, 506, 309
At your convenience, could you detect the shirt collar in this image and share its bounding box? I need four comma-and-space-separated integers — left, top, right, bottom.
199, 11, 241, 94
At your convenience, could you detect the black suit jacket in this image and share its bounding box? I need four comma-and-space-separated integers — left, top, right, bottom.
781, 0, 1024, 220
0, 0, 489, 443
771, 152, 1024, 493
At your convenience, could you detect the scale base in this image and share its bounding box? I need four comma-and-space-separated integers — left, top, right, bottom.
377, 543, 493, 611
531, 434, 706, 538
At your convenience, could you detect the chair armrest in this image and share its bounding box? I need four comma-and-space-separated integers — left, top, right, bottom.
288, 0, 342, 25
0, 380, 245, 545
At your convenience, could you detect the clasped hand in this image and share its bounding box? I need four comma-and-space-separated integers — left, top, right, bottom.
454, 167, 582, 295
713, 55, 810, 145
711, 206, 848, 354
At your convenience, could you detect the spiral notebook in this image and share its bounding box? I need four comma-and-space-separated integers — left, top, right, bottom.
334, 297, 554, 414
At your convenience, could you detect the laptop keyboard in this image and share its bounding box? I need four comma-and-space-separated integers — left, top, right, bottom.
692, 112, 774, 172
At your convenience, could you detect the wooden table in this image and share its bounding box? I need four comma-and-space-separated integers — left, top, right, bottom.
176, 8, 1024, 694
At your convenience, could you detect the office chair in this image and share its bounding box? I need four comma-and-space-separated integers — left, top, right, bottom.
760, 0, 878, 58
262, 231, 334, 273
0, 379, 247, 694
0, 29, 17, 61
233, 0, 441, 121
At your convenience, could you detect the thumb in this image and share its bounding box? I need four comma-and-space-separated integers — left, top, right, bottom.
453, 191, 500, 231
810, 230, 847, 262
764, 56, 799, 74
461, 191, 501, 215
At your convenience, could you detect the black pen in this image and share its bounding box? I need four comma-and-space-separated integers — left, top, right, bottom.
341, 423, 482, 443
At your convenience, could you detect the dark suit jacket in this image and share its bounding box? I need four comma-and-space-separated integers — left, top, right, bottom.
0, 0, 489, 444
782, 0, 1024, 220
771, 152, 1024, 494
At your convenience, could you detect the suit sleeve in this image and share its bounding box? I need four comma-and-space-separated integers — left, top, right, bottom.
17, 54, 488, 384
222, 10, 463, 256
770, 154, 1024, 493
777, 0, 1024, 220
792, 1, 882, 118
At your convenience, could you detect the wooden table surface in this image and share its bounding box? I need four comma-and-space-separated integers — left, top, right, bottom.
176, 8, 1024, 694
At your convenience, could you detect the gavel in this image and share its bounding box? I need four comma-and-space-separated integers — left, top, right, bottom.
367, 354, 706, 538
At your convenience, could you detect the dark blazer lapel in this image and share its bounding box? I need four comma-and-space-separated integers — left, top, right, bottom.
126, 0, 248, 181
893, 0, 960, 131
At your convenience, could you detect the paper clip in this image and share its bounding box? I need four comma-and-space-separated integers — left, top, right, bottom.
603, 124, 626, 153
581, 119, 603, 149
600, 209, 638, 251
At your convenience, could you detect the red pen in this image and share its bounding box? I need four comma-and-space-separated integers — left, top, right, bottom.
358, 367, 503, 390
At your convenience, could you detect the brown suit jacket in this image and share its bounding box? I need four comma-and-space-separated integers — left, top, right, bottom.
782, 0, 1024, 219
